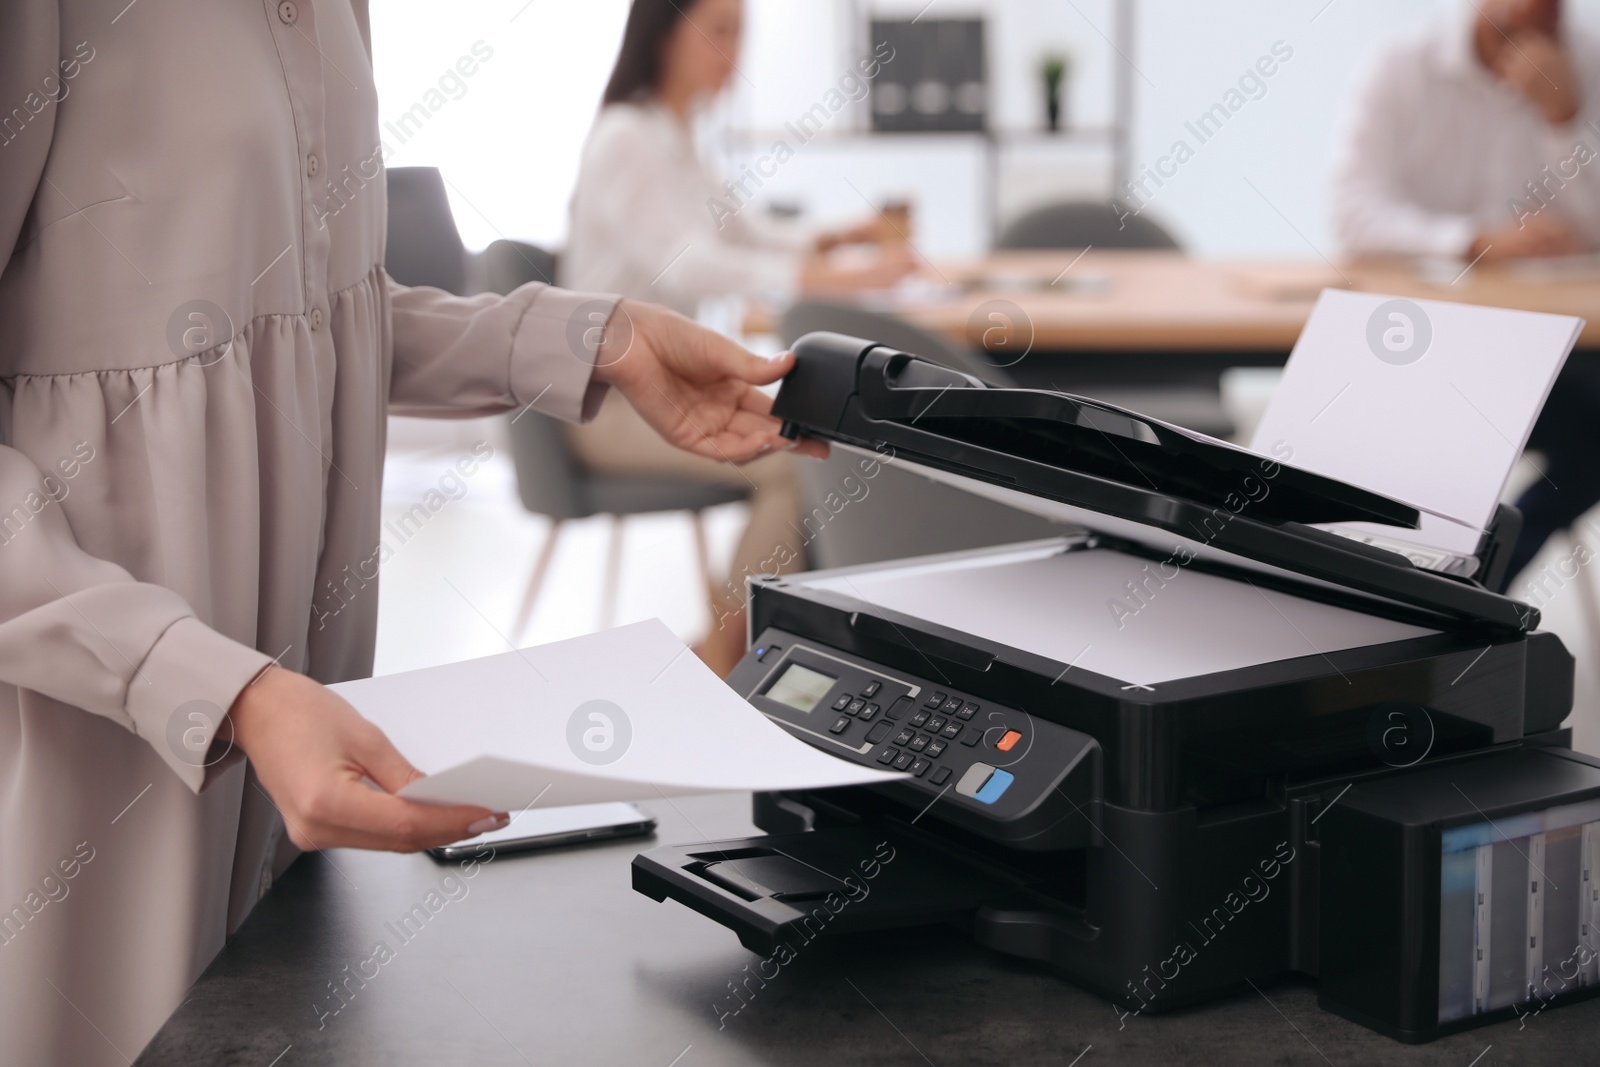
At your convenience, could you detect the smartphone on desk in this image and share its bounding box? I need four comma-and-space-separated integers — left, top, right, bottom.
427, 802, 656, 861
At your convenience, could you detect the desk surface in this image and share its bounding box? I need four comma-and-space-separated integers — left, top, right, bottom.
137, 792, 1600, 1067
869, 252, 1600, 352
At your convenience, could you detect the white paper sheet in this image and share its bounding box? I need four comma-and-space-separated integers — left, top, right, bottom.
333, 619, 901, 812
1249, 290, 1583, 556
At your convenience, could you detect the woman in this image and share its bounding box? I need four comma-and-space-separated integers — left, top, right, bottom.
563, 0, 916, 675
0, 4, 819, 1063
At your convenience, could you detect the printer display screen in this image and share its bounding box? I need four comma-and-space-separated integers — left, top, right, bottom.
764, 663, 835, 713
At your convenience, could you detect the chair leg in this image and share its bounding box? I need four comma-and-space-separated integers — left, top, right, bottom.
600, 515, 624, 630
512, 520, 561, 643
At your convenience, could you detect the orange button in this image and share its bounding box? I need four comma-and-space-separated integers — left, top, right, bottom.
996, 729, 1022, 752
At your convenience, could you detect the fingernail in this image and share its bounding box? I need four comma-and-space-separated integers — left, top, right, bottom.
468, 814, 509, 835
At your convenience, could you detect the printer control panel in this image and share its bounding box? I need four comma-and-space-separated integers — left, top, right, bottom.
734, 628, 1073, 820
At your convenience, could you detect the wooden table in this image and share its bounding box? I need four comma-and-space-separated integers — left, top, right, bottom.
885, 251, 1600, 354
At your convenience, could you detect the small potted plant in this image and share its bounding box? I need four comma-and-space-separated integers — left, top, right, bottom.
1041, 52, 1071, 132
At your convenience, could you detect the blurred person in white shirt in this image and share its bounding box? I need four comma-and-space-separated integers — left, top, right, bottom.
1334, 0, 1600, 261
1334, 0, 1600, 588
562, 0, 916, 675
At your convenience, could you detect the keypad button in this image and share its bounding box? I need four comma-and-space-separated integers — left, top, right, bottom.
960, 728, 983, 747
865, 721, 893, 745
997, 729, 1023, 751
886, 697, 912, 720
861, 681, 881, 698
974, 768, 1015, 804
892, 751, 915, 771
907, 735, 929, 752
908, 710, 930, 727
925, 716, 946, 734
893, 729, 915, 747
925, 691, 946, 709
941, 723, 962, 741
957, 702, 979, 720
925, 740, 947, 759
847, 700, 866, 716
829, 716, 851, 735
876, 748, 897, 765
859, 703, 879, 722
909, 758, 931, 778
942, 696, 963, 713
930, 766, 953, 786
832, 694, 852, 711
956, 763, 995, 797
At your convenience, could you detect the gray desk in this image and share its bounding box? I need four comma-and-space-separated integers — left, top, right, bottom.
136, 793, 1599, 1066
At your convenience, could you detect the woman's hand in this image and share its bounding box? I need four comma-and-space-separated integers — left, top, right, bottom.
801, 242, 920, 296
229, 666, 506, 852
815, 208, 914, 252
592, 299, 828, 463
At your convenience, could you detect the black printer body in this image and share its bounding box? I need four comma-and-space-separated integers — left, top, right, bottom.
633, 333, 1600, 1042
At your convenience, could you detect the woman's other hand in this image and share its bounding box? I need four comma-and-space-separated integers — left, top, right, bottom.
800, 241, 920, 295
229, 667, 506, 852
816, 204, 915, 251
592, 299, 829, 463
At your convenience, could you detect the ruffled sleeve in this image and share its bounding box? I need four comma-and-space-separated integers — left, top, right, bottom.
386, 275, 618, 422
0, 8, 272, 794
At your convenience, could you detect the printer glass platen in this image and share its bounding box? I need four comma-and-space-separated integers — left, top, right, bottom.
801, 541, 1438, 688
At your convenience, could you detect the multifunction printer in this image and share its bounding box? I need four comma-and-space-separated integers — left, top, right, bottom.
633, 331, 1600, 1042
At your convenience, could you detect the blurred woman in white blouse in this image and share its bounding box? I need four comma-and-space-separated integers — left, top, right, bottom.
564, 0, 916, 675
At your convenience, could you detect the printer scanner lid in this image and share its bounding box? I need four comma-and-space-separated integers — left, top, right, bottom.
771, 332, 1535, 633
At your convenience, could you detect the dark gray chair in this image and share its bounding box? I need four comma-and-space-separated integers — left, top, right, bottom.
776, 303, 1069, 569
481, 238, 556, 289
990, 202, 1232, 435
480, 239, 750, 639
383, 167, 469, 294
995, 199, 1182, 251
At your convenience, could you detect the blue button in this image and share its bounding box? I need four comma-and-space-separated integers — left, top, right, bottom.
973, 768, 1014, 804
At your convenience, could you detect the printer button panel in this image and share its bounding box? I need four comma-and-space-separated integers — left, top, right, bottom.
739, 631, 1049, 817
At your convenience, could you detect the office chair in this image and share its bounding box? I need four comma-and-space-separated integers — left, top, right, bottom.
481, 237, 556, 289
776, 302, 1066, 569
481, 239, 751, 639
994, 198, 1182, 251
383, 167, 470, 294
989, 202, 1231, 435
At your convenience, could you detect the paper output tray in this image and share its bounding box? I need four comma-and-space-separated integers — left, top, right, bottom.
632, 825, 1022, 956
771, 332, 1536, 632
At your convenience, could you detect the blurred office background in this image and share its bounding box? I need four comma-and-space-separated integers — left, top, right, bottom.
367, 0, 1600, 756
372, 0, 1600, 257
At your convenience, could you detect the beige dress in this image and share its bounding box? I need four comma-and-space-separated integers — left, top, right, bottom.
0, 4, 612, 1063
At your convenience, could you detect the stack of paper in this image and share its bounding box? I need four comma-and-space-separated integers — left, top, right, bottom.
1250, 289, 1583, 558
333, 619, 901, 813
